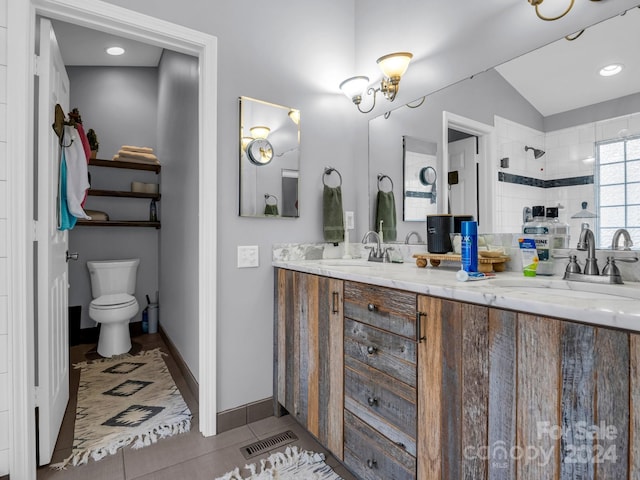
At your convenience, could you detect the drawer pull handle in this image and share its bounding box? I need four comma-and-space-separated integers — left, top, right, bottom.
366, 459, 378, 469
367, 345, 378, 355
367, 396, 378, 406
396, 441, 406, 449
367, 303, 376, 312
332, 291, 339, 314
416, 311, 426, 343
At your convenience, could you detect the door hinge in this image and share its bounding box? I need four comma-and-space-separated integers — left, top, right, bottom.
32, 220, 38, 241
34, 385, 41, 407
34, 55, 40, 76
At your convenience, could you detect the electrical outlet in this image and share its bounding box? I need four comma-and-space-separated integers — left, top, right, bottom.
237, 245, 259, 268
345, 211, 355, 230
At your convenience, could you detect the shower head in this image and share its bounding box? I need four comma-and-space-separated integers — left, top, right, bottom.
525, 146, 545, 159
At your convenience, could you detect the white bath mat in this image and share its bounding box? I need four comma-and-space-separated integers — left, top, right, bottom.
215, 446, 343, 480
52, 348, 191, 469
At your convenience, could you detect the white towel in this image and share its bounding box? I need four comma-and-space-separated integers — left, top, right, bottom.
63, 125, 91, 220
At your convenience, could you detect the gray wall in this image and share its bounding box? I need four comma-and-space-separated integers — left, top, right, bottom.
156, 50, 200, 379
102, 0, 359, 411
68, 67, 159, 329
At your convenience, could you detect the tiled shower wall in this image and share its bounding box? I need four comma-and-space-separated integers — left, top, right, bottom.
495, 112, 640, 248
0, 0, 9, 475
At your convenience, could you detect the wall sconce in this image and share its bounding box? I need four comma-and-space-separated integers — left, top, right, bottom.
340, 51, 413, 114
527, 0, 601, 22
288, 109, 300, 125
249, 126, 270, 139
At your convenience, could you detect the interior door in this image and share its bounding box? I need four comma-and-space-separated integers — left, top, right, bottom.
448, 136, 478, 220
36, 18, 71, 466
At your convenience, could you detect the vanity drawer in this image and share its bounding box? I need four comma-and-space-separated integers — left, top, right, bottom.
344, 317, 417, 386
344, 281, 417, 340
344, 354, 416, 456
344, 410, 416, 480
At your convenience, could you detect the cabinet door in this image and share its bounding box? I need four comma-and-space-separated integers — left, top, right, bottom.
417, 294, 640, 480
275, 269, 344, 458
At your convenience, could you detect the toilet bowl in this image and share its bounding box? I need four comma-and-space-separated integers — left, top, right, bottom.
87, 259, 140, 357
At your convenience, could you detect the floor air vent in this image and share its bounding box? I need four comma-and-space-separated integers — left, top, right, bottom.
240, 430, 298, 459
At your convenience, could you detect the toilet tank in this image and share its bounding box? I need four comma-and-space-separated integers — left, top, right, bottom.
87, 258, 140, 298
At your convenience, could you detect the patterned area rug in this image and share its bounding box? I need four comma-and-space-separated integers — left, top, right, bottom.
52, 348, 191, 469
215, 446, 343, 480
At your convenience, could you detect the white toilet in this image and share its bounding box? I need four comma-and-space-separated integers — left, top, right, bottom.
87, 258, 140, 357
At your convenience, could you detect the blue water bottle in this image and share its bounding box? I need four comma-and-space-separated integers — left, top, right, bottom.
461, 221, 478, 272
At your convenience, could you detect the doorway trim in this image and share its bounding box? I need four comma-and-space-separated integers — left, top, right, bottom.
442, 111, 495, 231
9, 1, 218, 477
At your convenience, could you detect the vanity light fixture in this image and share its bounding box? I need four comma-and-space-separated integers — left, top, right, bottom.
241, 136, 253, 152
527, 0, 601, 22
599, 63, 624, 77
340, 51, 413, 114
249, 126, 270, 139
106, 46, 125, 56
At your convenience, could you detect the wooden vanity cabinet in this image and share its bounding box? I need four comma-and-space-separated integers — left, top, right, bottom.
274, 269, 344, 458
276, 269, 640, 480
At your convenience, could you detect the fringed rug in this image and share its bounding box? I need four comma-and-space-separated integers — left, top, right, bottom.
52, 348, 191, 469
215, 446, 343, 480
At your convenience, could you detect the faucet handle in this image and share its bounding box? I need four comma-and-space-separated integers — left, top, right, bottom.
565, 255, 581, 274
603, 256, 621, 277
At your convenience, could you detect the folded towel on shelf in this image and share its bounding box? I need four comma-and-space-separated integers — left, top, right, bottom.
115, 149, 159, 162
121, 145, 154, 154
113, 154, 159, 165
323, 185, 344, 243
84, 209, 109, 221
376, 190, 397, 242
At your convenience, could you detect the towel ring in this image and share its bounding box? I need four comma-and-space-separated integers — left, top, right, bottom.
322, 166, 342, 187
264, 193, 278, 205
377, 174, 394, 192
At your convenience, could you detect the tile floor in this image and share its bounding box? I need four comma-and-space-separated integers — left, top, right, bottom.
37, 332, 357, 480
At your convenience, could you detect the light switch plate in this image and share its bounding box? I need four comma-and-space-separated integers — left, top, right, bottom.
237, 245, 259, 268
345, 211, 355, 230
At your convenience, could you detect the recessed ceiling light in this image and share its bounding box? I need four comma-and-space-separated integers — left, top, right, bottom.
106, 46, 125, 56
599, 64, 623, 77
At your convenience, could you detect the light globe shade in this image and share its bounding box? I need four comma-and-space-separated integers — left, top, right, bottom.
288, 109, 300, 125
377, 52, 413, 78
339, 76, 369, 100
250, 126, 270, 139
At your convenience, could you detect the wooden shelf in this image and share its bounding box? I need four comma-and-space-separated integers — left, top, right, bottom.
89, 158, 161, 174
87, 189, 160, 200
76, 220, 161, 229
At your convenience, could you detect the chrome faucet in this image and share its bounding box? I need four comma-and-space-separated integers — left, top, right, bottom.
576, 227, 599, 275
405, 231, 423, 245
361, 231, 390, 262
611, 228, 633, 251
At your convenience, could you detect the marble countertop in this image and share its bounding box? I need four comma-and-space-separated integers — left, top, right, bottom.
273, 259, 640, 333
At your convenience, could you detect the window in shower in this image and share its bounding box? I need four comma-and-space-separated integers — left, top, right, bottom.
595, 134, 640, 248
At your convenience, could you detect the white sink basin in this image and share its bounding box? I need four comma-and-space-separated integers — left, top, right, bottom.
315, 259, 374, 267
481, 277, 640, 301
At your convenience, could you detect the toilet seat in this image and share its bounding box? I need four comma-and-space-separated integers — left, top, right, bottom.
90, 293, 137, 310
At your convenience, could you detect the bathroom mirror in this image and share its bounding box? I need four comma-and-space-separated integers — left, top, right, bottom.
239, 96, 300, 217
369, 7, 640, 245
402, 136, 437, 221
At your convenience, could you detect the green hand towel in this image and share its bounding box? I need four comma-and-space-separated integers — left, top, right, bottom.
323, 185, 344, 243
264, 204, 279, 216
376, 190, 397, 242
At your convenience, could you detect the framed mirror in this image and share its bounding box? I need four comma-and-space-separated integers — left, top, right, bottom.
239, 96, 300, 217
369, 7, 640, 246
402, 136, 438, 221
